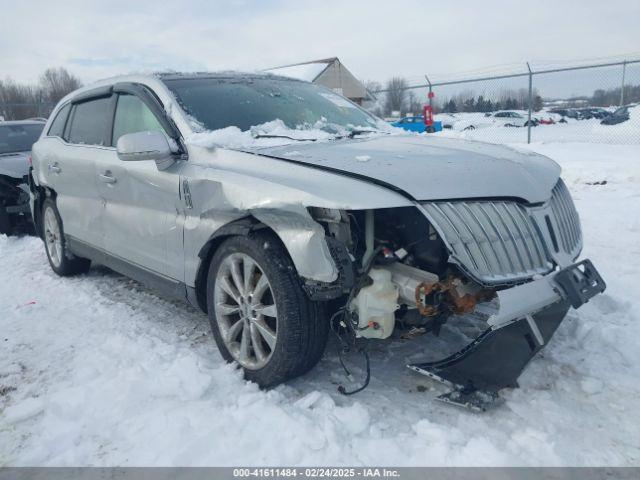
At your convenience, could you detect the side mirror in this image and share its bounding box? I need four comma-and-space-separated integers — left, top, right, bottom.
116, 131, 174, 170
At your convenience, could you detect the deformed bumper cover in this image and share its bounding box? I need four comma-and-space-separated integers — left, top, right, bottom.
409, 259, 606, 393
409, 301, 570, 392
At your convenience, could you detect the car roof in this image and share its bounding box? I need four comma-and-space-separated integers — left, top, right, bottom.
156, 71, 305, 83
55, 71, 308, 109
0, 120, 46, 126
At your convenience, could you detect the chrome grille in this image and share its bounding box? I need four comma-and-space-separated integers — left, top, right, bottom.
422, 180, 583, 285
549, 179, 582, 256
422, 200, 552, 285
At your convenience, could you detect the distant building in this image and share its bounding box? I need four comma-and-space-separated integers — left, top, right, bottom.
265, 57, 373, 105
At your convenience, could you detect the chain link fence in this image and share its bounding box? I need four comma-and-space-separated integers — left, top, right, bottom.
373, 58, 640, 145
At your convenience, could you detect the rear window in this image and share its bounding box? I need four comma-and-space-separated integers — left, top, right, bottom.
47, 104, 71, 138
66, 97, 112, 146
0, 123, 44, 154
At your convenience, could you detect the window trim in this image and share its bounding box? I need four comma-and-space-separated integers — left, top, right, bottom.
110, 92, 168, 148
64, 94, 117, 146
109, 83, 185, 157
53, 82, 185, 158
46, 102, 72, 138
112, 83, 181, 144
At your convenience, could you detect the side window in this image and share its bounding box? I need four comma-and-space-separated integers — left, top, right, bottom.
66, 96, 113, 146
47, 104, 71, 137
112, 94, 164, 146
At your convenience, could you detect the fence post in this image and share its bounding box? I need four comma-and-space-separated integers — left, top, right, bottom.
526, 62, 533, 144
620, 60, 627, 106
424, 75, 433, 109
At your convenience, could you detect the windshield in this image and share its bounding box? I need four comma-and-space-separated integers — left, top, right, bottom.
0, 123, 44, 155
162, 76, 380, 134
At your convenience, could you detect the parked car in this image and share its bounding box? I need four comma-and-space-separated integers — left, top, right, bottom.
577, 107, 610, 120
30, 73, 606, 409
391, 116, 442, 133
0, 120, 45, 234
439, 111, 537, 131
548, 108, 581, 120
601, 105, 633, 125
490, 111, 537, 127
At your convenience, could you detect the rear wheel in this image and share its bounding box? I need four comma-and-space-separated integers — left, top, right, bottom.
206, 232, 328, 387
42, 198, 91, 276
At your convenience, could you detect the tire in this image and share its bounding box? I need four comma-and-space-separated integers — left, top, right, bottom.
42, 198, 91, 276
206, 231, 328, 387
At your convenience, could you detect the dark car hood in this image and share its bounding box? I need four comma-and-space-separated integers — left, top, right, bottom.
249, 135, 561, 204
0, 151, 29, 180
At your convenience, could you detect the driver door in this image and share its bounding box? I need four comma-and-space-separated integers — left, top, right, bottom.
96, 91, 183, 280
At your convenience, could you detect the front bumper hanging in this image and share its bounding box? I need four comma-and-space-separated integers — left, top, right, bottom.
408, 259, 606, 411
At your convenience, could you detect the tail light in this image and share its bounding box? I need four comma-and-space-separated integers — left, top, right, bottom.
27, 154, 32, 167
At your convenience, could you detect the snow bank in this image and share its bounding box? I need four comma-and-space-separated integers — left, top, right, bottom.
1, 143, 639, 466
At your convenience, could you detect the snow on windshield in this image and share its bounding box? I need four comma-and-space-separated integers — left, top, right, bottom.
186, 118, 399, 150
162, 75, 403, 149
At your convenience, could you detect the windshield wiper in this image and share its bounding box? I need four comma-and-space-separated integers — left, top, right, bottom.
347, 129, 387, 138
252, 134, 317, 142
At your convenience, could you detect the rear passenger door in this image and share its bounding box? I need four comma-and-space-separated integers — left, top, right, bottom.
48, 94, 115, 249
97, 87, 183, 280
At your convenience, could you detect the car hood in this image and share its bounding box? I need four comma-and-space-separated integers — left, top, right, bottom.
0, 151, 29, 180
248, 135, 560, 204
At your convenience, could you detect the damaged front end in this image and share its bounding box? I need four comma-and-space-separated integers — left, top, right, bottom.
0, 173, 32, 235
308, 179, 606, 411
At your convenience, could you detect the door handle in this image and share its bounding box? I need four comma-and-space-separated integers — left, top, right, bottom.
48, 162, 61, 174
99, 171, 117, 184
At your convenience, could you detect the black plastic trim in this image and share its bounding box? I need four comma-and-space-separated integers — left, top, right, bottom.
66, 236, 187, 303
70, 85, 114, 104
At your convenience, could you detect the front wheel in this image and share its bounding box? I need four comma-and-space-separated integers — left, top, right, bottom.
206, 232, 328, 387
42, 198, 91, 276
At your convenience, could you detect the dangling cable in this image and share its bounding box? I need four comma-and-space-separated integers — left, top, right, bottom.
333, 245, 385, 396
337, 344, 371, 396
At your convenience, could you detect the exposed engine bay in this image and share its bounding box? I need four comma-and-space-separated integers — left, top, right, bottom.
309, 204, 606, 410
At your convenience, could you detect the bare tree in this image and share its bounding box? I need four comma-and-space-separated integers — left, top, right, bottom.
383, 77, 408, 116
363, 79, 382, 95
39, 67, 82, 105
407, 91, 422, 116
0, 79, 41, 120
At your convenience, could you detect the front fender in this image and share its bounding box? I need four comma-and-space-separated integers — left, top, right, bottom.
182, 148, 414, 287
251, 206, 337, 282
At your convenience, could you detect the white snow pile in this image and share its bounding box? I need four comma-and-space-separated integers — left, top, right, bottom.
186, 119, 338, 150
186, 118, 399, 150
1, 142, 640, 466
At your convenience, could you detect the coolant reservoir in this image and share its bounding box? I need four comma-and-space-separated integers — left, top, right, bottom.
350, 268, 399, 339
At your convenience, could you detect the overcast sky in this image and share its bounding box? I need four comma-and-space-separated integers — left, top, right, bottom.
2, 0, 639, 90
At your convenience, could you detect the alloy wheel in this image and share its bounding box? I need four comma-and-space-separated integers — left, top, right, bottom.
44, 206, 62, 268
213, 253, 278, 370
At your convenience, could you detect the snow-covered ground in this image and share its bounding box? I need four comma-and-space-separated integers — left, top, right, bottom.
1, 133, 639, 466
435, 105, 640, 145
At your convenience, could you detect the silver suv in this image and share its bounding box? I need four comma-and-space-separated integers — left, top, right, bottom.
30, 73, 605, 407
